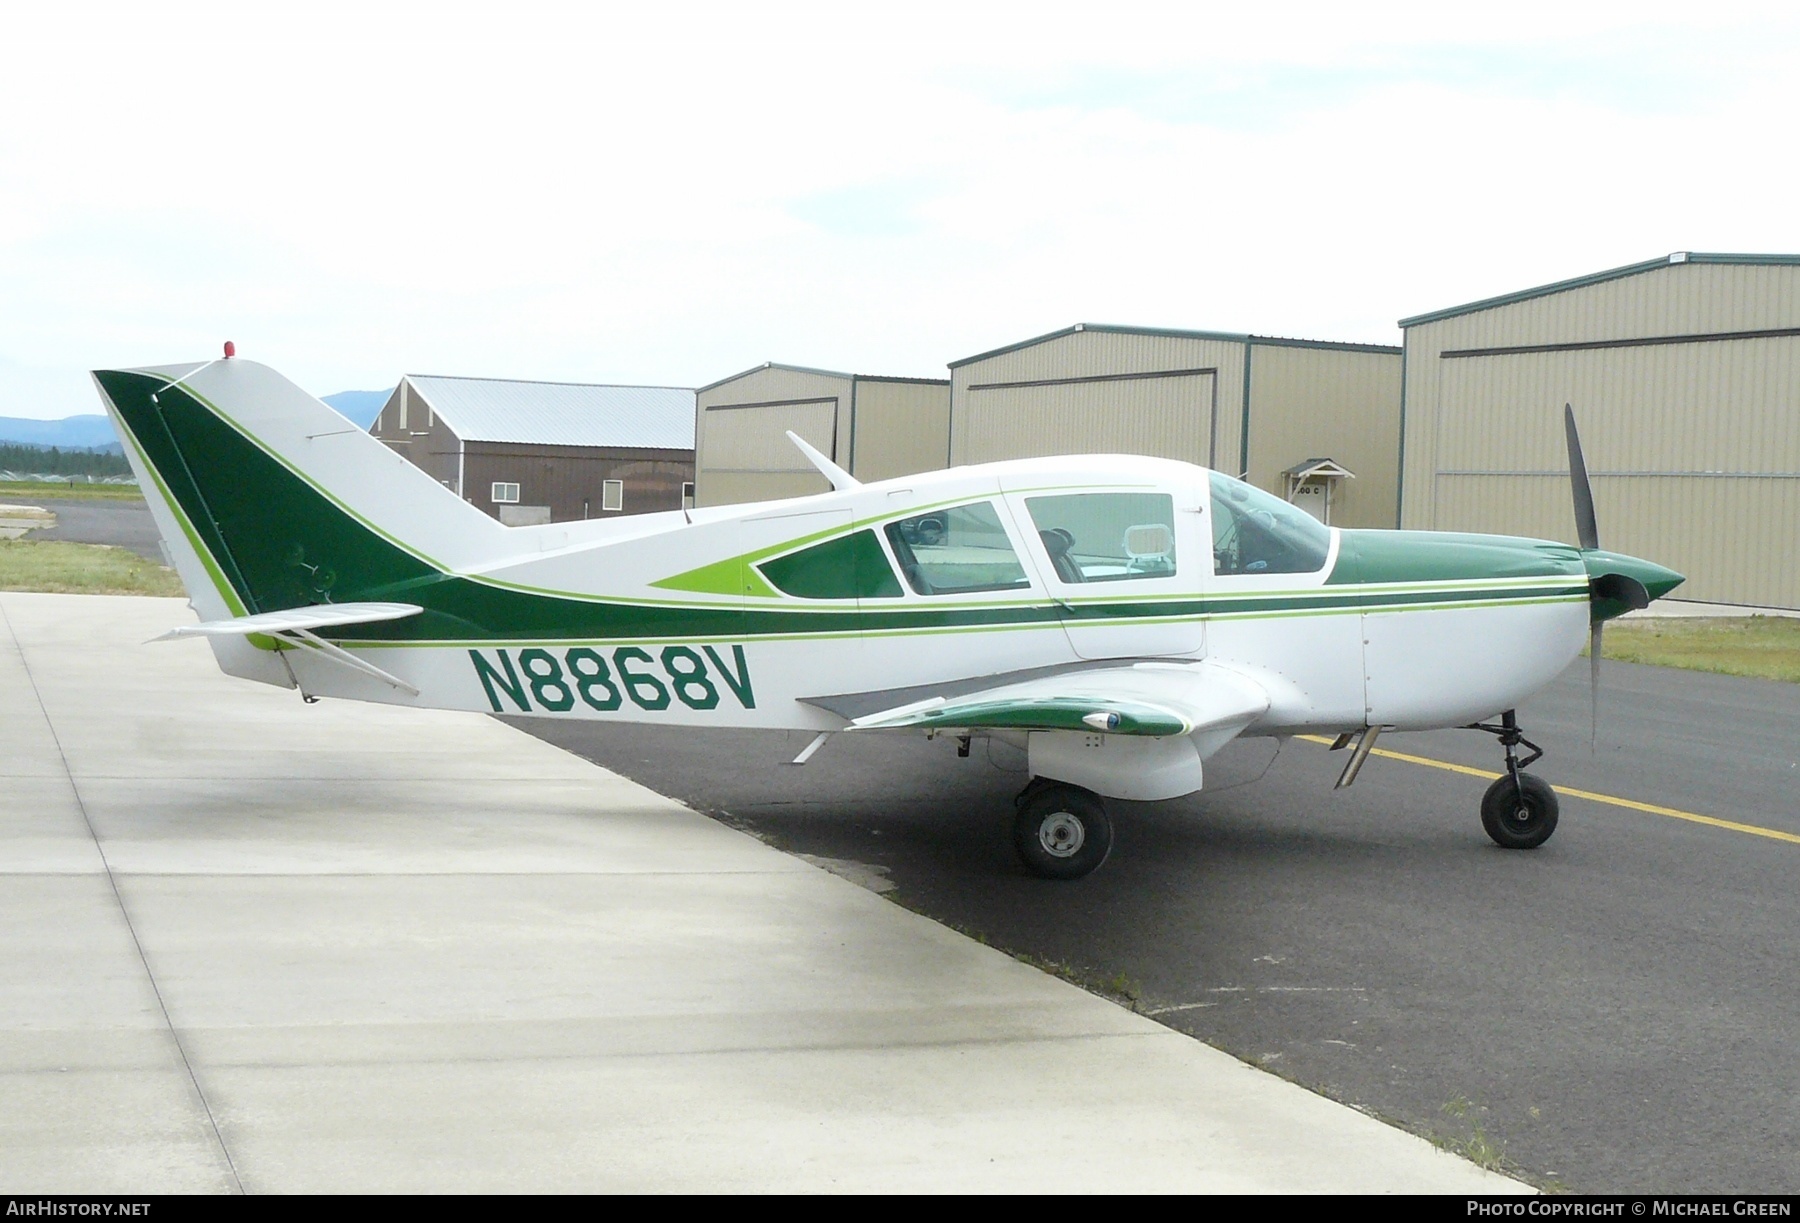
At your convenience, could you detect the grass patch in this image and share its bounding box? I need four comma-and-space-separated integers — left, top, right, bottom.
1430, 1095, 1511, 1174
1603, 616, 1800, 684
0, 481, 144, 502
0, 540, 183, 596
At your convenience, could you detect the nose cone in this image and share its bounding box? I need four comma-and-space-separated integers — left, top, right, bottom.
1583, 549, 1685, 621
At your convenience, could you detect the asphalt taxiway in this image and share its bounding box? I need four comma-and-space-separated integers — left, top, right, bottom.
520, 652, 1800, 1193
0, 592, 1523, 1193
16, 496, 163, 562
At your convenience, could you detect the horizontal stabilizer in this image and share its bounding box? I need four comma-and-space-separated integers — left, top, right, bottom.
846, 661, 1269, 739
152, 602, 423, 642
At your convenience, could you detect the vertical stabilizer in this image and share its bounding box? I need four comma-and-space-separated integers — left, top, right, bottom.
91, 358, 506, 685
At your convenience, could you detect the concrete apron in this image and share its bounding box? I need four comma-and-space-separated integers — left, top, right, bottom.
0, 592, 1529, 1194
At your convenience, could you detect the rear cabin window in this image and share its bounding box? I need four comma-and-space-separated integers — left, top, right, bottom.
884, 502, 1030, 595
1025, 492, 1176, 584
1209, 473, 1331, 575
758, 530, 902, 599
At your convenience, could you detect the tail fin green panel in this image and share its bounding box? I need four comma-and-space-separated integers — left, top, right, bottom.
97, 370, 444, 615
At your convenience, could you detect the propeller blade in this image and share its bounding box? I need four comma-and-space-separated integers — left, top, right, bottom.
1589, 620, 1602, 751
1565, 403, 1600, 551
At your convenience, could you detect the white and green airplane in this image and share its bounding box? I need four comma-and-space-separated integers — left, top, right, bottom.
93, 353, 1683, 879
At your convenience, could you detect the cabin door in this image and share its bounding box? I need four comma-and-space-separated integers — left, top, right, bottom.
1002, 482, 1207, 661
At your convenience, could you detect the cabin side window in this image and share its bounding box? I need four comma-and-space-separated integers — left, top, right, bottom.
884, 502, 1030, 596
758, 530, 902, 600
1024, 492, 1176, 584
1208, 473, 1331, 575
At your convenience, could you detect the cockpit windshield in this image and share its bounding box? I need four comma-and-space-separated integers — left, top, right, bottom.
1208, 473, 1332, 575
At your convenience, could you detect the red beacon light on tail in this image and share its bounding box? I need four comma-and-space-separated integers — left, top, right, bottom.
223, 341, 236, 359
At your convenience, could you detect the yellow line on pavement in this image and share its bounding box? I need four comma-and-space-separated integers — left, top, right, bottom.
1298, 735, 1800, 845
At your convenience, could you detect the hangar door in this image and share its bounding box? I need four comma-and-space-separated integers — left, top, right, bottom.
960, 368, 1219, 467
1432, 334, 1800, 607
698, 397, 839, 505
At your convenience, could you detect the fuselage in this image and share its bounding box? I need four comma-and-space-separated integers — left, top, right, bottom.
246, 454, 1602, 736
93, 360, 1681, 747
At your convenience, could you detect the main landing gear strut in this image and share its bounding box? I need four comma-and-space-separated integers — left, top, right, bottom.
1012, 778, 1113, 880
1467, 710, 1559, 849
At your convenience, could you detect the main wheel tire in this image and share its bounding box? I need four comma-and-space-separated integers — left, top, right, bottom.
1014, 785, 1113, 880
1480, 772, 1560, 849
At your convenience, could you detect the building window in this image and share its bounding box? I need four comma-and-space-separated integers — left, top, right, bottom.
492, 482, 520, 504
602, 480, 624, 512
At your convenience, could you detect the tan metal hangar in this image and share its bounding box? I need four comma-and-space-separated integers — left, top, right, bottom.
1399, 252, 1800, 609
693, 330, 1402, 528
694, 363, 950, 507
947, 325, 1402, 528
371, 374, 696, 525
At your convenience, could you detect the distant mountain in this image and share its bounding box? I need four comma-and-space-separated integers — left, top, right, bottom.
0, 414, 120, 451
322, 389, 392, 430
0, 388, 391, 452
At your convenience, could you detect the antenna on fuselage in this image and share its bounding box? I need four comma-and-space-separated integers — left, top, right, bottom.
785, 430, 861, 491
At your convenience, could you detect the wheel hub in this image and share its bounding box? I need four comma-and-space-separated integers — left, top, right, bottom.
1037, 811, 1086, 858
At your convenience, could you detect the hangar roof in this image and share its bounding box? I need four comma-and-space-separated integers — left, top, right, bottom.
948, 324, 1400, 369
1400, 251, 1800, 328
403, 375, 695, 450
698, 361, 949, 394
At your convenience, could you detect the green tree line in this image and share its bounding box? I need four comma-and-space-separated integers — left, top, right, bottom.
0, 442, 132, 478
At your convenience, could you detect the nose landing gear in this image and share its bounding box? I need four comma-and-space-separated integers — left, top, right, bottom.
1468, 710, 1559, 849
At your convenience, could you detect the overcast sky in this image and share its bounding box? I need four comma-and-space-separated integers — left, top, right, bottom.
3, 1, 1797, 418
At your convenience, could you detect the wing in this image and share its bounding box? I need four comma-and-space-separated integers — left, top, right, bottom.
804, 660, 1271, 803
828, 660, 1270, 741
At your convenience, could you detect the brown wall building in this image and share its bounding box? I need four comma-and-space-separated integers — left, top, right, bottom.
371, 375, 696, 524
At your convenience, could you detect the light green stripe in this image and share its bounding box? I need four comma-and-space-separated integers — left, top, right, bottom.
110, 402, 248, 616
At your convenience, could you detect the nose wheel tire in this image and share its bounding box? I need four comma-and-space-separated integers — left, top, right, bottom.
1480, 772, 1559, 849
1014, 784, 1112, 880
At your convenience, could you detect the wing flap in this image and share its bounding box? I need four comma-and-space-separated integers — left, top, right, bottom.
846, 660, 1270, 739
